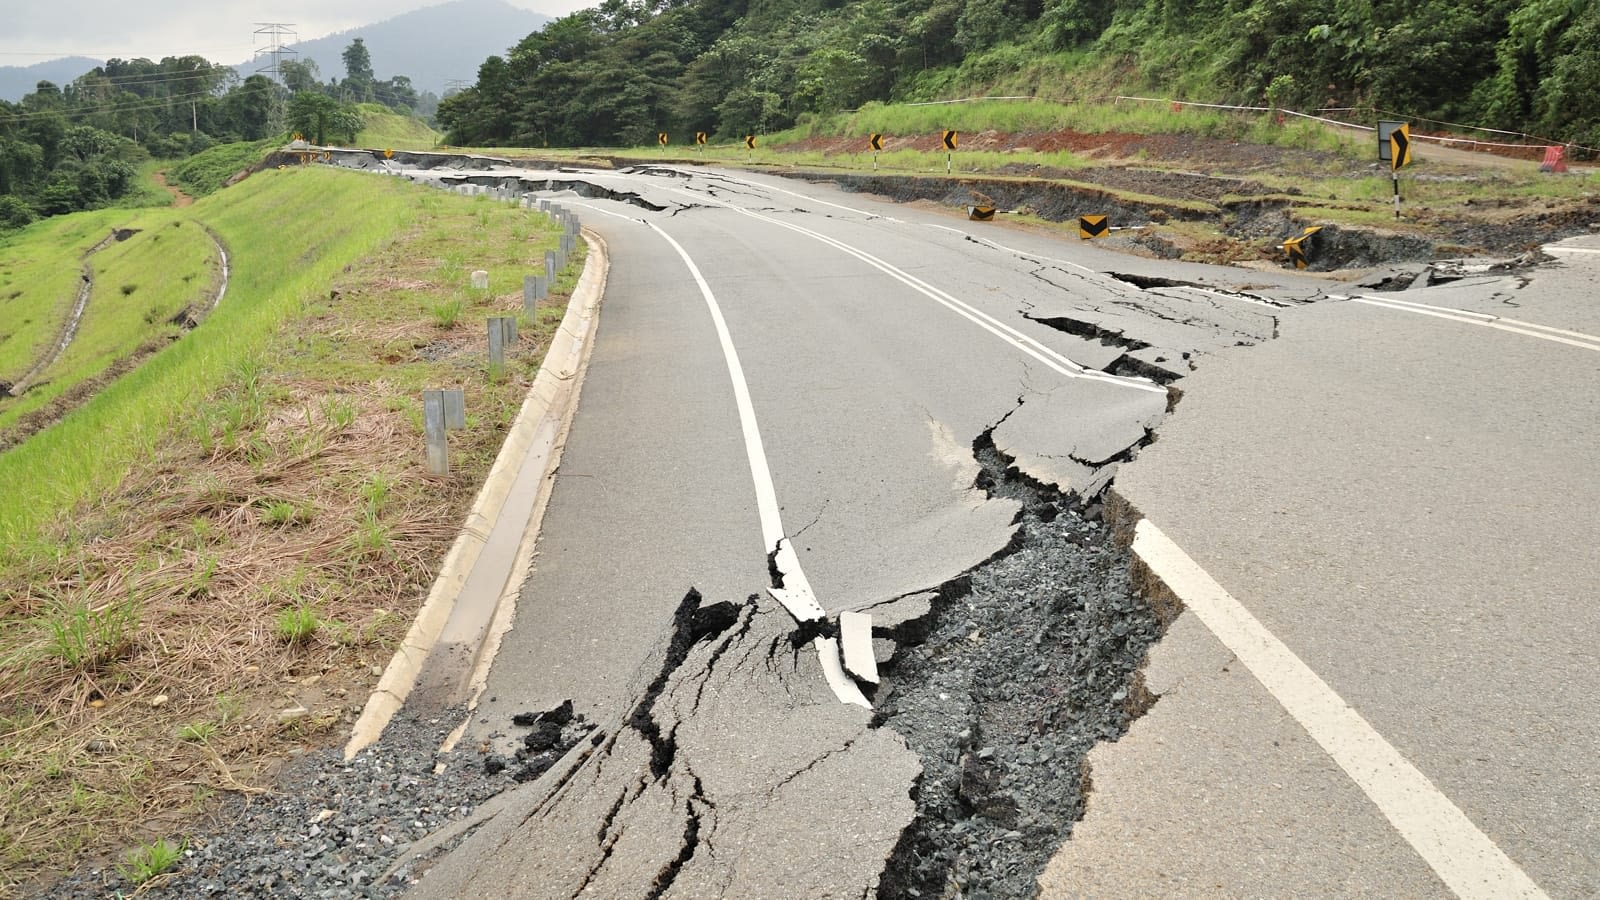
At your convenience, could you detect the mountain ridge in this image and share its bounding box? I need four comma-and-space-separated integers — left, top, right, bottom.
0, 0, 548, 102
241, 0, 549, 96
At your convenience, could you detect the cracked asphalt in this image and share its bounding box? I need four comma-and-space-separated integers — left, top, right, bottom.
324, 158, 1596, 898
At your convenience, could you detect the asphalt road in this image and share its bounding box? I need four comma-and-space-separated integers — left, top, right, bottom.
379, 160, 1597, 898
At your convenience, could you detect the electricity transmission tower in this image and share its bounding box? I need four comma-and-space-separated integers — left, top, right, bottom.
253, 23, 298, 135
253, 23, 299, 82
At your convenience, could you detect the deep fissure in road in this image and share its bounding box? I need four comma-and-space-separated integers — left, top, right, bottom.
873, 426, 1164, 900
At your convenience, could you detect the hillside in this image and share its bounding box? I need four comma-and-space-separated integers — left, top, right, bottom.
0, 56, 102, 102
437, 0, 1600, 152
255, 0, 550, 97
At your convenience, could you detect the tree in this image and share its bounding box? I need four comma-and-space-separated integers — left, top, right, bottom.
279, 59, 322, 95
341, 38, 376, 103
287, 91, 363, 145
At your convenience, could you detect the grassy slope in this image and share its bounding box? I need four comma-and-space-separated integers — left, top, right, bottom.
353, 103, 440, 150
0, 213, 131, 381
0, 168, 582, 890
166, 140, 278, 198
0, 169, 420, 548
0, 215, 217, 430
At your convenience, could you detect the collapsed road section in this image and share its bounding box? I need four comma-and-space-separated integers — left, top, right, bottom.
64, 159, 1556, 899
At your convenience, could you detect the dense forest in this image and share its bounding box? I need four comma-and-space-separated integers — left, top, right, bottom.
0, 39, 429, 230
436, 0, 1600, 149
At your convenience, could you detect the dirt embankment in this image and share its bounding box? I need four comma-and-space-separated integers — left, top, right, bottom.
780, 128, 1600, 271
152, 170, 195, 207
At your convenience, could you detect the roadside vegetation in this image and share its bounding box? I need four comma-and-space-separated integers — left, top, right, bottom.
0, 167, 583, 892
353, 103, 442, 150
438, 0, 1600, 154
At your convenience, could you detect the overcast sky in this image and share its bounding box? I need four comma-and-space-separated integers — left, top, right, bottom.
0, 0, 586, 65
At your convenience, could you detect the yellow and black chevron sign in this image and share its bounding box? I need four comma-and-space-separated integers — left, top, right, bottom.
1079, 215, 1109, 239
942, 130, 958, 150
744, 135, 756, 150
658, 132, 668, 146
695, 131, 707, 145
1283, 225, 1323, 269
968, 205, 996, 221
869, 133, 884, 151
1389, 123, 1411, 170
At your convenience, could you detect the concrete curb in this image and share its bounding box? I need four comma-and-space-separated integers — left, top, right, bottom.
344, 228, 609, 759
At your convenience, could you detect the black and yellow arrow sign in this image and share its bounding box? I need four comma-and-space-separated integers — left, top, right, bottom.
1389, 123, 1411, 170
869, 133, 884, 151
658, 132, 669, 146
744, 135, 756, 150
1079, 215, 1109, 239
383, 148, 394, 159
942, 130, 958, 151
695, 131, 707, 145
1283, 225, 1323, 269
968, 205, 996, 221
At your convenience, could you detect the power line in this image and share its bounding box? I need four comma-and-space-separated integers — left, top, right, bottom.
252, 23, 299, 85
0, 85, 275, 125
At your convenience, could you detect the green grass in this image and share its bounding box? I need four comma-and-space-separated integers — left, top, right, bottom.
39, 600, 139, 672
0, 211, 131, 382
0, 214, 218, 431
275, 603, 320, 643
0, 168, 423, 551
176, 721, 218, 742
353, 103, 440, 150
116, 159, 180, 210
118, 837, 184, 884
167, 139, 278, 197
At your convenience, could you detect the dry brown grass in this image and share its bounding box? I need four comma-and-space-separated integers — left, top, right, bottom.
0, 191, 582, 895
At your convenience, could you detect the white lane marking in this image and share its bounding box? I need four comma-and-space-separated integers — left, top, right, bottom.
548, 199, 646, 224
653, 165, 903, 223
1545, 246, 1600, 255
1132, 519, 1549, 900
651, 168, 1301, 313
1339, 294, 1600, 352
645, 221, 863, 708
627, 177, 1165, 395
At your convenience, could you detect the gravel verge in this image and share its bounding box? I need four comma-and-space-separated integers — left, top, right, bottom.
45, 706, 591, 899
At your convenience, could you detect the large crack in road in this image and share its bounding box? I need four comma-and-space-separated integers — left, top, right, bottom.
874, 425, 1164, 899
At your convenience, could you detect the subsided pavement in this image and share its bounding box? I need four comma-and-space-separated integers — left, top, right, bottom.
1044, 235, 1600, 898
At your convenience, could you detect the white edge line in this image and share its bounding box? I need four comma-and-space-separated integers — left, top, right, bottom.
1344, 295, 1600, 352
645, 221, 863, 709
1353, 293, 1600, 343
616, 169, 1166, 394
1131, 519, 1548, 900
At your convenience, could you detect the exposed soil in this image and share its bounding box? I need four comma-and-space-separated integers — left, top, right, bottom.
776, 129, 1600, 270
152, 171, 195, 208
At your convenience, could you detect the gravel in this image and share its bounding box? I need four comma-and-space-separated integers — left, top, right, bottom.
46, 706, 591, 899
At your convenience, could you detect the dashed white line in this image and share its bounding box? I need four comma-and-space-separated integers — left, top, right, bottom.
1132, 519, 1549, 900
